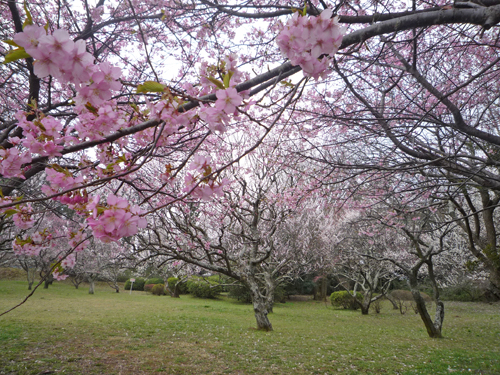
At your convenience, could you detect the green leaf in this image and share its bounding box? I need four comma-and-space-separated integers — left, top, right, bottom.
3, 40, 20, 47
51, 261, 63, 273
136, 81, 166, 93
3, 209, 18, 217
223, 71, 234, 88
302, 4, 307, 16
3, 48, 31, 64
205, 76, 225, 90
84, 102, 98, 115
280, 80, 295, 88
23, 1, 33, 28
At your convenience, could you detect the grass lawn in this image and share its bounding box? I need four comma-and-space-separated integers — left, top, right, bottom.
0, 278, 499, 375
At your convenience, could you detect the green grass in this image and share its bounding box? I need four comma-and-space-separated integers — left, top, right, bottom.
0, 279, 499, 375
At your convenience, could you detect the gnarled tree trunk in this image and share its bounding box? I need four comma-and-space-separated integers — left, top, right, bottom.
408, 272, 443, 338
246, 277, 273, 331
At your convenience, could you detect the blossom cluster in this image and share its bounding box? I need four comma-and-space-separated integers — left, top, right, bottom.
0, 147, 32, 179
13, 25, 121, 107
86, 194, 147, 242
12, 230, 53, 257
184, 155, 230, 200
276, 9, 345, 79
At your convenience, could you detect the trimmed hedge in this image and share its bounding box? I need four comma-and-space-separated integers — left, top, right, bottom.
167, 277, 188, 295
124, 277, 145, 291
144, 284, 155, 293
187, 276, 222, 299
228, 284, 287, 303
152, 284, 166, 296
146, 277, 164, 285
228, 284, 252, 302
330, 291, 362, 310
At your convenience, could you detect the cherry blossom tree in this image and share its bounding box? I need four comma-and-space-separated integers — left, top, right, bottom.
2, 0, 500, 315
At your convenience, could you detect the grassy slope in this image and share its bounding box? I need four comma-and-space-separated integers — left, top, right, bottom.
0, 279, 499, 375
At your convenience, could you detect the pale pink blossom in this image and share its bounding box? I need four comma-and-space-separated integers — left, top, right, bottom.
13, 25, 46, 58
215, 87, 242, 114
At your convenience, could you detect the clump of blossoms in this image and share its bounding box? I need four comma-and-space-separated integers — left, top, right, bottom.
86, 194, 147, 243
183, 155, 230, 200
276, 8, 345, 79
13, 25, 121, 107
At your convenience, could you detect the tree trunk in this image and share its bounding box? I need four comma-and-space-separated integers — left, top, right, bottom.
253, 300, 273, 331
27, 268, 36, 290
89, 279, 95, 294
386, 293, 399, 310
42, 272, 54, 289
173, 283, 181, 298
264, 273, 276, 314
320, 277, 327, 301
408, 277, 443, 338
357, 293, 372, 315
488, 271, 500, 300
247, 278, 273, 331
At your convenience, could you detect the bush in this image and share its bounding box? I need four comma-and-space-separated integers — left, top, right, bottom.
330, 291, 362, 310
144, 284, 155, 293
124, 277, 145, 291
390, 289, 432, 303
440, 283, 484, 302
152, 284, 166, 296
228, 284, 287, 303
371, 299, 382, 314
274, 286, 287, 303
283, 277, 316, 296
167, 277, 188, 295
187, 276, 222, 299
228, 284, 252, 302
146, 277, 164, 285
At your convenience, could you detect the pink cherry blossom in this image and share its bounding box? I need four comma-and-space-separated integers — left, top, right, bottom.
13, 25, 46, 58
215, 87, 242, 114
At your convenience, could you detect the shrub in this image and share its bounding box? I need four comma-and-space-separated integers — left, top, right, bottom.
390, 289, 432, 303
228, 284, 287, 303
274, 286, 287, 303
389, 289, 433, 315
146, 277, 164, 285
167, 277, 188, 295
440, 283, 484, 302
371, 299, 382, 314
187, 276, 222, 299
283, 277, 316, 296
124, 277, 145, 291
144, 284, 155, 293
152, 284, 166, 296
228, 284, 252, 303
330, 291, 362, 310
